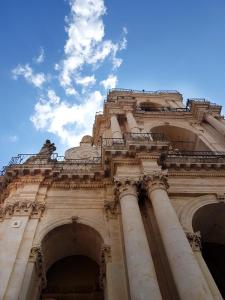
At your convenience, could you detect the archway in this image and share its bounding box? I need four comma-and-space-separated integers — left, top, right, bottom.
151, 125, 210, 151
39, 222, 105, 300
193, 203, 225, 298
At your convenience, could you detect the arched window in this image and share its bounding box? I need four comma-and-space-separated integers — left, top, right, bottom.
151, 125, 210, 151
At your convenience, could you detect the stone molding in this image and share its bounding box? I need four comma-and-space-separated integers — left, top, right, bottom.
143, 171, 169, 193
186, 231, 202, 252
0, 200, 45, 221
216, 193, 225, 203
29, 245, 47, 288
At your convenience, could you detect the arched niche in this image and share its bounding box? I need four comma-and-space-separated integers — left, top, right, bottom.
29, 222, 106, 300
193, 203, 225, 298
138, 102, 165, 112
151, 125, 210, 151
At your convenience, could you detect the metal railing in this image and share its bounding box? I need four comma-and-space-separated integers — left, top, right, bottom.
108, 88, 179, 95
125, 132, 167, 142
136, 107, 189, 113
0, 153, 101, 176
161, 151, 225, 165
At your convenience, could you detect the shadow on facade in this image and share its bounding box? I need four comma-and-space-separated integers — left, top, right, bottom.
193, 203, 225, 298
29, 223, 104, 300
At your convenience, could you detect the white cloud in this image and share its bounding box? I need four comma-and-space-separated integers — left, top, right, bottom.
58, 0, 127, 93
9, 135, 19, 142
76, 75, 96, 87
12, 0, 128, 149
100, 74, 117, 90
12, 64, 46, 88
31, 89, 103, 146
35, 47, 45, 64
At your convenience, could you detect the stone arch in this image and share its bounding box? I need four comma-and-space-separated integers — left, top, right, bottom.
138, 101, 164, 111
192, 201, 225, 298
178, 194, 218, 232
27, 218, 108, 300
150, 124, 211, 151
34, 215, 108, 247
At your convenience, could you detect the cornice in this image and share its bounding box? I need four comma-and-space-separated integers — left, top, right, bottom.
168, 170, 225, 177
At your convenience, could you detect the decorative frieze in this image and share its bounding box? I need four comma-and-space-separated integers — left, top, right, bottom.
186, 231, 202, 252
29, 245, 47, 288
0, 200, 45, 221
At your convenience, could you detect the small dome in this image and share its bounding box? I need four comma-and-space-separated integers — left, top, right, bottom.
81, 135, 93, 144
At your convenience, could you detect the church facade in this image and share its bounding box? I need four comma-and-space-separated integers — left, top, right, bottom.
1, 89, 225, 300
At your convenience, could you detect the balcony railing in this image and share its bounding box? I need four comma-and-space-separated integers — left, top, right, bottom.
1, 153, 101, 176
160, 151, 225, 166
101, 133, 168, 149
108, 88, 179, 95
136, 107, 189, 113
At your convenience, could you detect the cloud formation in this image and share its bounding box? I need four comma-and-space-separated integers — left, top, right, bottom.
12, 64, 46, 88
35, 47, 45, 64
12, 0, 127, 150
31, 90, 103, 146
100, 74, 117, 89
58, 0, 127, 94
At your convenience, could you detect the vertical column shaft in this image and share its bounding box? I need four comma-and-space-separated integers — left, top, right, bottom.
110, 115, 123, 139
117, 179, 162, 300
144, 173, 213, 300
204, 113, 225, 136
126, 111, 140, 133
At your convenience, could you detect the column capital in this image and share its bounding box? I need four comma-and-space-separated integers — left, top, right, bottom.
186, 231, 202, 252
143, 171, 169, 193
114, 177, 138, 200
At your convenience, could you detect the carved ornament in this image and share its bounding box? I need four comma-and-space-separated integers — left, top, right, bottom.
143, 171, 169, 193
186, 231, 202, 252
29, 245, 47, 288
114, 177, 138, 200
99, 244, 111, 289
104, 200, 119, 220
0, 200, 45, 221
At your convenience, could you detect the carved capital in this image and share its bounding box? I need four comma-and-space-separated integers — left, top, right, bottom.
29, 245, 46, 288
186, 231, 202, 252
143, 171, 169, 193
114, 177, 138, 201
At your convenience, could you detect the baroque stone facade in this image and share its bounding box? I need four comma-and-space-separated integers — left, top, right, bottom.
1, 89, 225, 300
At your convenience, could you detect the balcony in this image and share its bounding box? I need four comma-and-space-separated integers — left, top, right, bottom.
160, 151, 225, 169
1, 153, 102, 177
136, 106, 189, 113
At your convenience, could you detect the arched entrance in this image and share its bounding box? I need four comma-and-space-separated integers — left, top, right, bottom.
151, 125, 210, 151
193, 203, 225, 298
39, 222, 105, 300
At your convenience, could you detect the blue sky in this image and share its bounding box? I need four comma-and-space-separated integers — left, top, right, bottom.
1, 0, 225, 168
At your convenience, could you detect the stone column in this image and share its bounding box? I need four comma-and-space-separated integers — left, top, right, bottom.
110, 115, 123, 139
186, 231, 223, 300
144, 173, 213, 300
204, 113, 225, 136
116, 179, 162, 300
126, 111, 141, 133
